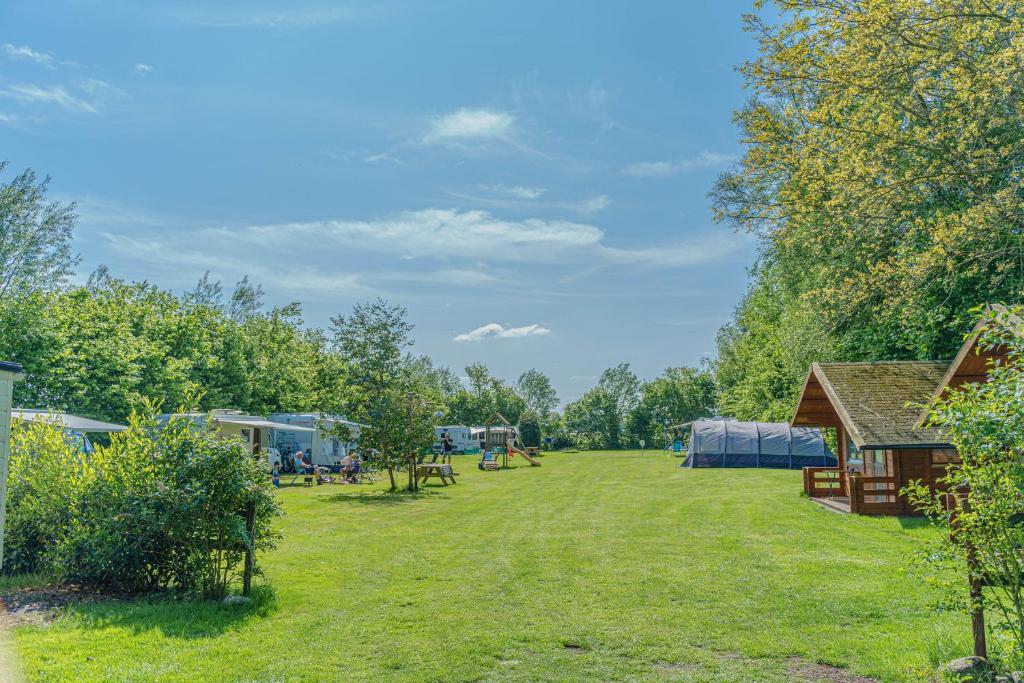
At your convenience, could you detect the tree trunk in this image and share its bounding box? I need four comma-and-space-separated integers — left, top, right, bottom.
387, 466, 396, 491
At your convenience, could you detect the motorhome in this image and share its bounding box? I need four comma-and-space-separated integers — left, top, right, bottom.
157, 410, 316, 469
268, 413, 366, 471
432, 426, 479, 454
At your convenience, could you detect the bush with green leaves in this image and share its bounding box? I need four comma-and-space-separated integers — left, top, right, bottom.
518, 411, 542, 448
4, 410, 281, 598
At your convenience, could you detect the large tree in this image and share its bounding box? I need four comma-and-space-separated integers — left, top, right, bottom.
0, 163, 79, 301
331, 299, 433, 490
713, 0, 1024, 410
516, 369, 559, 418
627, 366, 718, 447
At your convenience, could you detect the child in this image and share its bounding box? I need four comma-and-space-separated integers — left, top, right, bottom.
478, 448, 494, 470
271, 461, 281, 488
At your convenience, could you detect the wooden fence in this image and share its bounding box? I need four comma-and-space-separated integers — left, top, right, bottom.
803, 467, 847, 498
848, 475, 902, 515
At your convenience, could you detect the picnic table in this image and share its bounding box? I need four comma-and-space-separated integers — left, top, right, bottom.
415, 463, 457, 486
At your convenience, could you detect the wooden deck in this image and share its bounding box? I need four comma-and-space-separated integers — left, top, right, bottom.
809, 496, 851, 514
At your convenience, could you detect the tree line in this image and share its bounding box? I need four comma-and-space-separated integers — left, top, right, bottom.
710, 0, 1024, 422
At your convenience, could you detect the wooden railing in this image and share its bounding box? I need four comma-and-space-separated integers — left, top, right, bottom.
849, 475, 902, 515
803, 467, 847, 498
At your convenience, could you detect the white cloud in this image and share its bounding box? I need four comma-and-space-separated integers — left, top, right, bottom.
98, 204, 748, 301
2, 43, 57, 67
481, 184, 546, 200
621, 151, 736, 178
198, 207, 743, 269
0, 84, 98, 113
454, 323, 550, 343
574, 194, 610, 216
448, 189, 611, 216
424, 108, 515, 144
363, 152, 403, 165
238, 209, 602, 259
102, 232, 367, 298
133, 63, 153, 75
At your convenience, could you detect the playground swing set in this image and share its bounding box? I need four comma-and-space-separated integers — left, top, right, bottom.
478, 412, 542, 471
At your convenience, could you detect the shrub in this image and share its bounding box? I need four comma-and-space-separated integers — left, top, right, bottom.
518, 411, 542, 448
4, 417, 88, 574
4, 409, 282, 599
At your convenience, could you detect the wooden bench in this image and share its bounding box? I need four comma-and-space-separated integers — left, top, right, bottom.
416, 463, 456, 486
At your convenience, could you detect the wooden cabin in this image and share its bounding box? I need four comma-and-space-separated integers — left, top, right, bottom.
793, 305, 1021, 515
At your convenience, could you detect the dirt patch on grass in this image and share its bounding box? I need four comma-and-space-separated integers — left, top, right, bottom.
785, 656, 879, 683
654, 661, 702, 674
0, 586, 112, 628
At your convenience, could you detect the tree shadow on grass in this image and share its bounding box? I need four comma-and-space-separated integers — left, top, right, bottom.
896, 516, 932, 530
4, 583, 278, 640
315, 489, 450, 506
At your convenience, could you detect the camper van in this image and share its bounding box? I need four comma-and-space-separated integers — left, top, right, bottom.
268, 413, 365, 471
433, 426, 479, 454
157, 410, 317, 471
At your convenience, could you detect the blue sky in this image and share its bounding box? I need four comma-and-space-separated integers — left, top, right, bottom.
0, 0, 759, 403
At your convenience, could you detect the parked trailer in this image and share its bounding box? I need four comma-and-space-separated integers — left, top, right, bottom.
268, 413, 366, 471
432, 426, 479, 454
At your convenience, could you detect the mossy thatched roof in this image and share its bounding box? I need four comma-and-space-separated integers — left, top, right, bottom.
808, 361, 951, 449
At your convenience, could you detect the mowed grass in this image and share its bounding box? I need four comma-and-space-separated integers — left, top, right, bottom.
11, 451, 967, 682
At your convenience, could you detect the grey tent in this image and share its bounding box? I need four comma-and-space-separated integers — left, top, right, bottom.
682, 420, 835, 469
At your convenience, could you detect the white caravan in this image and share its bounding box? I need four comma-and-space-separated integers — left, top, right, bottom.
433, 426, 479, 454
268, 413, 366, 470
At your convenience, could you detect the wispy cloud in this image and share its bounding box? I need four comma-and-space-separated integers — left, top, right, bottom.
133, 63, 153, 75
423, 108, 515, 144
102, 232, 369, 298
454, 323, 550, 342
448, 188, 611, 217
3, 43, 58, 67
212, 208, 741, 268
0, 84, 98, 113
363, 152, 404, 165
621, 151, 736, 178
480, 184, 546, 200
575, 194, 610, 216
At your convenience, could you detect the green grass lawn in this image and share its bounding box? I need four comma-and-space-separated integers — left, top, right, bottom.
7, 451, 967, 682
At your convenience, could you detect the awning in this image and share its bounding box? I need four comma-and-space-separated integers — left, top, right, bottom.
214, 418, 317, 432
13, 409, 127, 433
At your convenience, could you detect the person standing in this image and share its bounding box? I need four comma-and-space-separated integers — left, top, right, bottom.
441, 430, 454, 464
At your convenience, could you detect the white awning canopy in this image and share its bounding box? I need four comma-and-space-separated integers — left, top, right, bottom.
214, 417, 317, 432
13, 409, 127, 433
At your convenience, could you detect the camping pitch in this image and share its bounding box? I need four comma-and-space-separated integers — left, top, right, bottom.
682, 420, 836, 469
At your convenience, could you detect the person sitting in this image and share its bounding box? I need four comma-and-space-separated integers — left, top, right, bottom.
479, 448, 498, 470
347, 458, 361, 483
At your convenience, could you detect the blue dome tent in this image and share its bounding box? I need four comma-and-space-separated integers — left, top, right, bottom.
682, 419, 835, 469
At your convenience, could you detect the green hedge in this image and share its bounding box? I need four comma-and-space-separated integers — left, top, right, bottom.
4, 410, 281, 598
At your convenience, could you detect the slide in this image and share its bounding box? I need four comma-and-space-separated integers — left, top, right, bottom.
508, 445, 542, 467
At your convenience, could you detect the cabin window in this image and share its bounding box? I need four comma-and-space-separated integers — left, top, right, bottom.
862, 450, 897, 503
846, 441, 863, 469
931, 449, 960, 467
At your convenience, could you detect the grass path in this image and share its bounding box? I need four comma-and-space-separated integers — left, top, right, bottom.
9, 452, 966, 681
